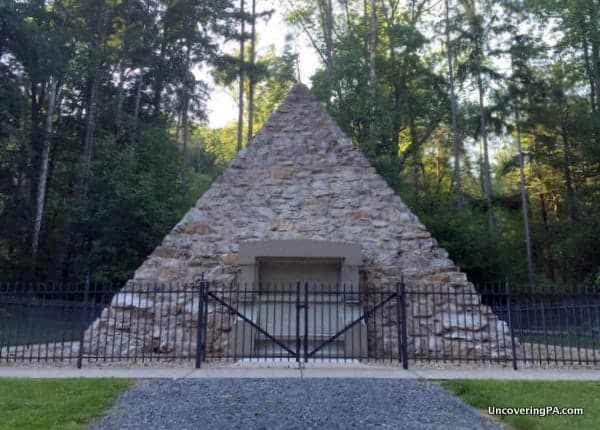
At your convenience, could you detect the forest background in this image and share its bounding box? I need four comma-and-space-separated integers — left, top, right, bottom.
0, 0, 598, 287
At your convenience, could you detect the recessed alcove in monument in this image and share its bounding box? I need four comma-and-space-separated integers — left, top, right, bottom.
231, 239, 367, 359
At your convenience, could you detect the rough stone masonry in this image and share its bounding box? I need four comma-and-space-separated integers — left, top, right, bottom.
83, 83, 513, 361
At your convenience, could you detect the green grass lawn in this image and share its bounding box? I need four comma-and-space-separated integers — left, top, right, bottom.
0, 378, 132, 430
519, 332, 597, 349
0, 317, 82, 346
442, 380, 600, 430
0, 304, 85, 347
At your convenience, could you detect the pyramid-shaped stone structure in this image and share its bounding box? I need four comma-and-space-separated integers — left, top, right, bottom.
136, 84, 465, 286
85, 84, 512, 361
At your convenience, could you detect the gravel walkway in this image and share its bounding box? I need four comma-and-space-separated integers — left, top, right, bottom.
89, 379, 501, 430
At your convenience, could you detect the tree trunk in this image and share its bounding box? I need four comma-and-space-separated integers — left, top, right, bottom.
476, 67, 494, 229
175, 109, 182, 147
593, 44, 600, 113
409, 113, 420, 192
324, 0, 333, 72
247, 0, 256, 142
582, 36, 597, 112
181, 44, 192, 181
322, 0, 334, 106
560, 127, 577, 221
445, 0, 463, 211
131, 72, 143, 146
181, 94, 189, 180
152, 20, 168, 119
555, 91, 577, 221
30, 77, 59, 272
115, 65, 126, 135
369, 0, 377, 106
539, 192, 555, 282
237, 0, 245, 152
590, 2, 600, 113
74, 71, 99, 203
28, 81, 45, 212
515, 106, 535, 288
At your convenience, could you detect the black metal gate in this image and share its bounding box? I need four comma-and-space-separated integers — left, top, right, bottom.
199, 282, 408, 366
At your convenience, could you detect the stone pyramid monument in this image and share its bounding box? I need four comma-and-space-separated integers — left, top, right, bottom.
85, 84, 512, 361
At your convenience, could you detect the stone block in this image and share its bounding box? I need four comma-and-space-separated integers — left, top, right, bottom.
184, 223, 214, 234
271, 166, 294, 179
219, 253, 238, 266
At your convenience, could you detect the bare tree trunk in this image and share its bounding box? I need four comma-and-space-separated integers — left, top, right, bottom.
445, 0, 463, 211
368, 0, 377, 107
515, 106, 535, 288
175, 109, 182, 146
582, 37, 597, 112
322, 0, 334, 106
181, 95, 189, 180
181, 45, 192, 181
76, 73, 99, 200
115, 65, 126, 135
555, 92, 577, 221
477, 68, 494, 229
324, 0, 334, 72
131, 72, 143, 146
363, 0, 368, 39
153, 27, 168, 119
593, 42, 600, 113
30, 77, 59, 271
28, 81, 45, 212
561, 128, 577, 221
237, 0, 245, 152
590, 2, 600, 113
247, 0, 256, 142
409, 114, 420, 192
343, 0, 350, 28
539, 192, 555, 282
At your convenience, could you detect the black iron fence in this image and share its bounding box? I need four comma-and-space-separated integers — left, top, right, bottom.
481, 283, 600, 368
0, 280, 598, 369
205, 283, 400, 363
0, 281, 204, 366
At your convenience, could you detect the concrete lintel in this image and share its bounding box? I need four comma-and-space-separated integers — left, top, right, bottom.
239, 239, 361, 265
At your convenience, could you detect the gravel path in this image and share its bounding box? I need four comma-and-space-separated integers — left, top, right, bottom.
89, 379, 501, 430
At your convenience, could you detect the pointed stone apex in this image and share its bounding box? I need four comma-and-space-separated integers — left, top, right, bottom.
248, 82, 333, 141
274, 83, 319, 110
284, 83, 315, 103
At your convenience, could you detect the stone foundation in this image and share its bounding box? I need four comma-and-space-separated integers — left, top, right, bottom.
83, 280, 515, 361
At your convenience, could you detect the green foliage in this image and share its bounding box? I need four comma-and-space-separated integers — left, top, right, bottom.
32, 126, 190, 280
82, 128, 187, 280
0, 0, 239, 280
0, 0, 599, 286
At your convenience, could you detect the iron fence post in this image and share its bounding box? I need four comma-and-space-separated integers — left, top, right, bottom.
304, 282, 309, 363
77, 276, 91, 369
396, 280, 409, 370
395, 282, 402, 364
296, 282, 301, 363
195, 275, 207, 369
504, 276, 518, 370
25, 283, 35, 358
201, 280, 209, 363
